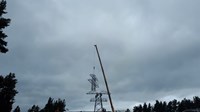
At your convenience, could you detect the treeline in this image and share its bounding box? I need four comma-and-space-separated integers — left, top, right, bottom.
0, 73, 67, 112
26, 97, 66, 112
132, 96, 200, 112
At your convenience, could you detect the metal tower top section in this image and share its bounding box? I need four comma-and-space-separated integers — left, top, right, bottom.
87, 74, 99, 94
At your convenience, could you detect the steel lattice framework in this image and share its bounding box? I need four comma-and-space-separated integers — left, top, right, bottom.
87, 74, 107, 112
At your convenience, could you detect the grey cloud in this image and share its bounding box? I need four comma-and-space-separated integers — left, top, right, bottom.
1, 0, 200, 111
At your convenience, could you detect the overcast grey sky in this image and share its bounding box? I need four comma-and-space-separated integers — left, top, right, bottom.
1, 0, 200, 111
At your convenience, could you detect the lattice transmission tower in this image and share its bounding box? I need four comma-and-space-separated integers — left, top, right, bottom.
87, 72, 107, 112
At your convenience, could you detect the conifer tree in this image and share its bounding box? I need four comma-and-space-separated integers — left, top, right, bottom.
13, 106, 20, 112
28, 105, 40, 112
0, 73, 18, 112
0, 0, 10, 53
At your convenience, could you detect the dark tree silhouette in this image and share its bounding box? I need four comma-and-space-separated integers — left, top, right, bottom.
125, 108, 130, 112
153, 100, 160, 112
0, 73, 18, 112
42, 97, 54, 112
13, 106, 20, 112
162, 101, 167, 112
43, 97, 66, 112
133, 106, 138, 112
28, 105, 40, 112
167, 101, 173, 112
54, 98, 66, 112
134, 104, 142, 112
30, 97, 67, 112
0, 0, 10, 53
142, 102, 148, 112
0, 1, 18, 111
133, 96, 200, 112
178, 98, 192, 112
193, 96, 200, 109
147, 103, 151, 112
171, 99, 178, 112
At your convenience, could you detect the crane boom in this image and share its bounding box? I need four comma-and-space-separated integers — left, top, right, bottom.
94, 45, 115, 112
